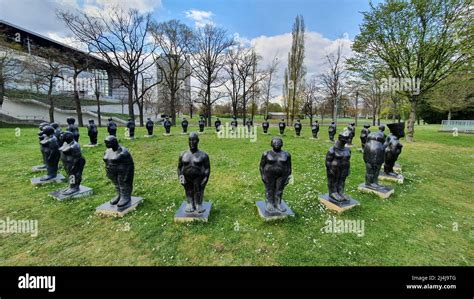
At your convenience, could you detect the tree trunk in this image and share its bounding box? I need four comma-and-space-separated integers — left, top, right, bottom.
189, 102, 193, 119
372, 108, 376, 126
138, 102, 144, 126
73, 74, 83, 127
406, 101, 417, 142
48, 78, 54, 122
96, 92, 101, 127
0, 78, 5, 107
206, 85, 212, 126
448, 110, 452, 121
170, 92, 176, 125
127, 76, 134, 120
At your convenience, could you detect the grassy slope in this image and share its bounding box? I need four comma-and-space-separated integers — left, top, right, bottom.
0, 124, 472, 266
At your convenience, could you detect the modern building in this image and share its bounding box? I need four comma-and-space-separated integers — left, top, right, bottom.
0, 19, 128, 101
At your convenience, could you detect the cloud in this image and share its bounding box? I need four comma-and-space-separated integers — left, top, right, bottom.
184, 9, 214, 28
250, 31, 354, 103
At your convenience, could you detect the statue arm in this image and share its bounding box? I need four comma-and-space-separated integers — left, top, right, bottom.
259, 152, 267, 182
325, 149, 335, 172
201, 155, 211, 186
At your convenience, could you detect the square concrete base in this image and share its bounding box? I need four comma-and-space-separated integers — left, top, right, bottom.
358, 183, 394, 199
295, 135, 303, 138
31, 173, 66, 186
309, 137, 319, 140
143, 134, 155, 138
256, 200, 295, 221
379, 173, 404, 184
49, 185, 93, 201
83, 143, 100, 148
198, 131, 205, 134
319, 194, 360, 213
124, 137, 135, 140
32, 165, 47, 172
95, 196, 143, 217
174, 201, 212, 223
382, 163, 402, 174
326, 140, 335, 143
181, 132, 189, 135
163, 133, 173, 136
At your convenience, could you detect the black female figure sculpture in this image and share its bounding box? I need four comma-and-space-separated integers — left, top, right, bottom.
107, 118, 117, 137
145, 118, 154, 136
163, 117, 172, 135
31, 125, 64, 185
262, 118, 269, 134
181, 118, 189, 134
328, 121, 336, 142
126, 118, 135, 139
177, 132, 211, 217
319, 129, 359, 212
103, 136, 135, 211
215, 118, 222, 132
86, 119, 98, 145
198, 117, 205, 133
52, 131, 89, 198
51, 122, 63, 146
360, 124, 370, 149
230, 116, 238, 132
294, 119, 302, 136
358, 128, 394, 198
311, 121, 320, 139
33, 122, 50, 171
258, 137, 294, 218
246, 119, 252, 133
380, 122, 405, 183
66, 117, 80, 142
278, 118, 286, 135
347, 122, 355, 146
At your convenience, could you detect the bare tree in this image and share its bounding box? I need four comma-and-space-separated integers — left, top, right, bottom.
27, 47, 67, 122
319, 43, 347, 123
150, 19, 193, 125
301, 76, 322, 125
224, 48, 242, 117
58, 8, 154, 121
191, 24, 234, 126
261, 55, 279, 118
0, 33, 25, 107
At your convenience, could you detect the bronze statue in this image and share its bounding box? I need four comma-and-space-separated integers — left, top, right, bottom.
66, 117, 80, 142
347, 122, 355, 145
146, 118, 154, 136
40, 125, 61, 181
59, 131, 86, 195
51, 122, 63, 146
325, 129, 351, 202
259, 137, 292, 213
246, 119, 253, 133
107, 118, 117, 136
198, 117, 205, 133
231, 116, 238, 131
360, 124, 370, 149
362, 129, 386, 190
328, 121, 336, 142
215, 118, 222, 132
177, 132, 211, 214
262, 119, 269, 134
294, 119, 302, 136
126, 118, 135, 138
36, 122, 50, 170
181, 118, 189, 134
311, 121, 319, 138
103, 136, 135, 211
278, 118, 286, 135
383, 123, 404, 176
163, 117, 172, 134
87, 119, 98, 145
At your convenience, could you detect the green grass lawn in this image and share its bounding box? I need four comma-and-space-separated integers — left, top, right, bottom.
0, 124, 472, 266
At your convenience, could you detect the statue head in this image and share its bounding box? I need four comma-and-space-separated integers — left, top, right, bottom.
88, 119, 95, 124
128, 118, 133, 122
183, 118, 187, 121
315, 120, 318, 123
379, 124, 385, 132
62, 131, 74, 144
338, 128, 351, 146
271, 137, 283, 152
147, 118, 151, 121
108, 117, 113, 121
387, 122, 405, 138
42, 125, 54, 137
364, 123, 370, 128
104, 135, 119, 151
281, 118, 284, 122
188, 132, 199, 152
51, 122, 59, 129
331, 121, 335, 125
297, 119, 301, 123
66, 117, 75, 125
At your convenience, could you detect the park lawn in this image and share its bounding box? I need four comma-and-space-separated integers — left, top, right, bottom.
0, 124, 472, 266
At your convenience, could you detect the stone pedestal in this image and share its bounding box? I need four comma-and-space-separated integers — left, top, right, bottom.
319, 194, 359, 213
163, 133, 173, 136
83, 143, 100, 148
181, 132, 189, 135
309, 137, 318, 140
382, 163, 402, 174
143, 134, 155, 138
31, 174, 66, 186
32, 165, 47, 172
174, 201, 212, 223
256, 200, 295, 221
379, 172, 404, 184
95, 196, 143, 217
358, 183, 394, 199
345, 144, 355, 148
49, 185, 93, 201
124, 137, 135, 140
